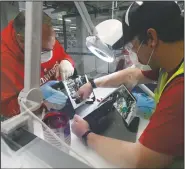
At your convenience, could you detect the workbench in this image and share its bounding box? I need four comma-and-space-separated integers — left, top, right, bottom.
2, 87, 150, 168
69, 87, 150, 168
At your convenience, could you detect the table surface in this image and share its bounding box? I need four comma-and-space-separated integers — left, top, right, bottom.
70, 114, 149, 168
59, 88, 150, 167
7, 87, 150, 168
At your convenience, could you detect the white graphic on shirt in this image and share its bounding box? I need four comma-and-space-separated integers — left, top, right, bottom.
40, 63, 59, 85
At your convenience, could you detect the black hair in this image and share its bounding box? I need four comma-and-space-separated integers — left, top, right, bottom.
13, 11, 52, 36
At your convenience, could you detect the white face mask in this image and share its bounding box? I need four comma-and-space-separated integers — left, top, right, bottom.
41, 51, 53, 63
129, 51, 153, 71
126, 41, 154, 71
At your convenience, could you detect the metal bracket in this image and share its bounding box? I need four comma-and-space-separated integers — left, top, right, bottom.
19, 1, 43, 110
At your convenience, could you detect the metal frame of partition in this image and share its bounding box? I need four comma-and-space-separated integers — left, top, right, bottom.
24, 1, 42, 92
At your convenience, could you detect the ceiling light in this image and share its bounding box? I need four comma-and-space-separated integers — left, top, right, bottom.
57, 18, 71, 22
70, 27, 76, 29
53, 28, 60, 31
136, 1, 143, 5
65, 19, 71, 22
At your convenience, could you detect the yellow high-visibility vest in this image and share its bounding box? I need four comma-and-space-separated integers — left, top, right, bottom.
154, 61, 184, 168
154, 62, 184, 104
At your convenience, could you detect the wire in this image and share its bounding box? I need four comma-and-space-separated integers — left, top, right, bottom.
20, 101, 96, 168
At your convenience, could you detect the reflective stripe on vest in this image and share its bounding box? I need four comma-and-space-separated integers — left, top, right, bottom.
153, 61, 184, 168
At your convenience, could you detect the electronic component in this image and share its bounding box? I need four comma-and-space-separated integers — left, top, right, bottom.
63, 75, 95, 109
83, 85, 138, 134
112, 85, 137, 125
96, 85, 136, 125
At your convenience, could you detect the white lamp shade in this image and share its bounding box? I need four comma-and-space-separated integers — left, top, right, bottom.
95, 19, 123, 46
86, 19, 123, 62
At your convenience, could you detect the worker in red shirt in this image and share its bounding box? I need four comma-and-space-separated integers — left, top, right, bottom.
1, 11, 75, 117
72, 2, 184, 168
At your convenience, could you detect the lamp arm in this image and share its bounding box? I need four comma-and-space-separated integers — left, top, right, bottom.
74, 2, 97, 36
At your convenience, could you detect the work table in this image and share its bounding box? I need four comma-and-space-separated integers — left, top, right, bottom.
2, 87, 150, 168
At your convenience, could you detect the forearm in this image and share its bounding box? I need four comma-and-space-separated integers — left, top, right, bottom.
87, 133, 138, 168
87, 133, 173, 168
94, 67, 153, 89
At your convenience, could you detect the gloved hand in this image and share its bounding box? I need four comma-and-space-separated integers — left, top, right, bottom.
60, 60, 74, 80
40, 81, 68, 110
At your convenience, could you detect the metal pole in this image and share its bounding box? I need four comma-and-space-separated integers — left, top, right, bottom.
138, 84, 155, 99
112, 1, 114, 19
24, 1, 43, 92
62, 16, 67, 51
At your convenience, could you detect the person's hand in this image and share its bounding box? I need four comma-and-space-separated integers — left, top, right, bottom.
40, 81, 68, 110
77, 82, 93, 100
60, 60, 74, 80
71, 115, 90, 138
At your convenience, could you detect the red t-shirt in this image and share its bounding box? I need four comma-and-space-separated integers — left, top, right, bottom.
139, 70, 184, 157
1, 20, 75, 117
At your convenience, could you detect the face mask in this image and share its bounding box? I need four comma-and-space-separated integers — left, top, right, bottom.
127, 41, 154, 71
129, 51, 153, 71
41, 51, 53, 63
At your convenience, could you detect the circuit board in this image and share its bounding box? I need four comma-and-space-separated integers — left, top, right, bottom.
113, 85, 137, 125
96, 84, 137, 125
63, 75, 94, 109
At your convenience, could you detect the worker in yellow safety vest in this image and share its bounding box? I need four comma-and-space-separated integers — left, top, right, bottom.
71, 1, 184, 168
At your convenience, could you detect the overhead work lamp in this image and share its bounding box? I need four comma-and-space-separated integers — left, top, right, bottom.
74, 2, 155, 98
74, 2, 123, 63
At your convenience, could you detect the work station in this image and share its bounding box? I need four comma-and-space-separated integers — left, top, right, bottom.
1, 1, 184, 168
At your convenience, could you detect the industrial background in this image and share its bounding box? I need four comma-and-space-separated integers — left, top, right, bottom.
1, 1, 184, 77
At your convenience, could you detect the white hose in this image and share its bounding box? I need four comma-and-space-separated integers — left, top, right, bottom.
138, 84, 155, 99
20, 101, 95, 168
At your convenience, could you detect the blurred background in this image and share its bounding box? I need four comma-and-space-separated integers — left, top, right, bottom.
1, 1, 184, 78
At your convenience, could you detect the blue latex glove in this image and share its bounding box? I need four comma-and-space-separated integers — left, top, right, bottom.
132, 92, 155, 119
40, 81, 68, 110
